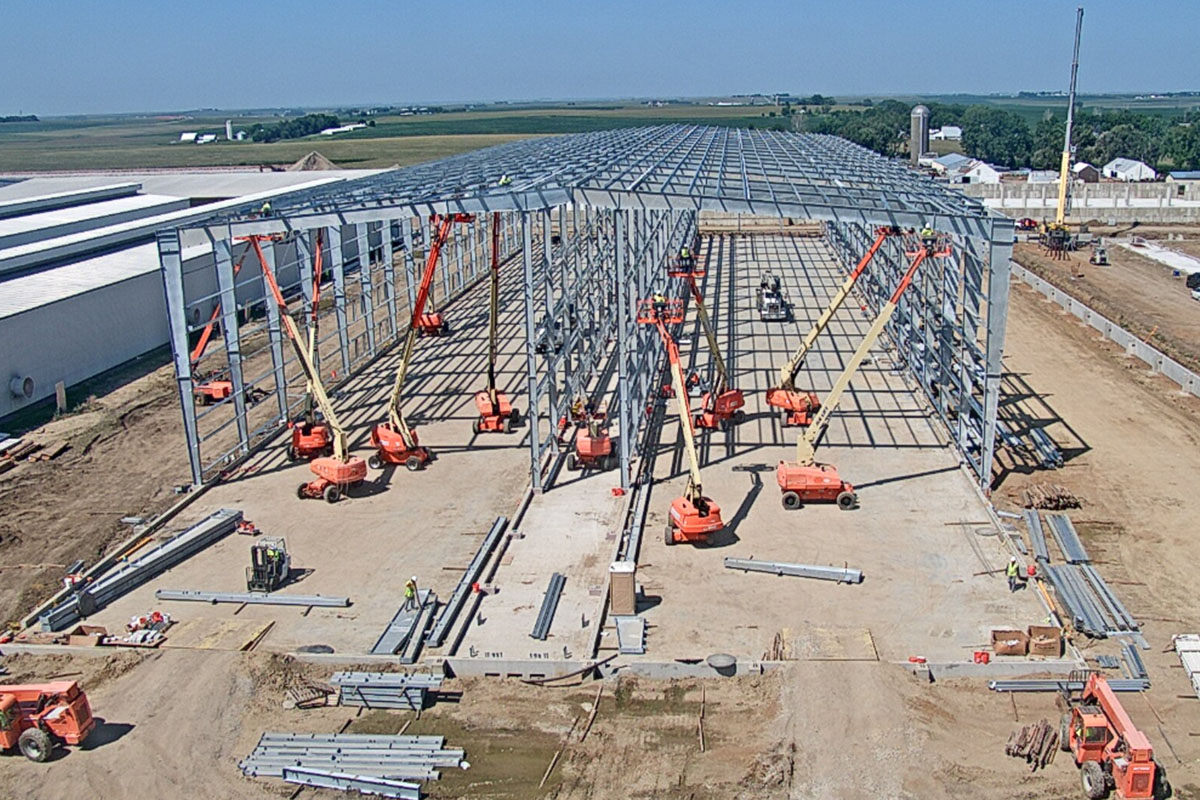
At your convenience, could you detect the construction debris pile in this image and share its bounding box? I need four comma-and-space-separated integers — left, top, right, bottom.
1021, 483, 1081, 510
0, 436, 68, 474
1005, 718, 1059, 771
332, 672, 442, 711
239, 732, 466, 785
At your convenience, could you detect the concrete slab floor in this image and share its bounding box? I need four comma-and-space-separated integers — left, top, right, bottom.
81, 258, 539, 655
624, 232, 1048, 663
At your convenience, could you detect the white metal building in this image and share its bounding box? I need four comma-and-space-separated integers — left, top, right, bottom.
0, 170, 384, 419
1102, 158, 1156, 182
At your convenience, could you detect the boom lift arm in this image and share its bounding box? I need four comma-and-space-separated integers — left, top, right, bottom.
473, 212, 520, 434
248, 236, 367, 502
639, 298, 724, 545
774, 226, 896, 393
250, 237, 352, 462
681, 272, 745, 430
776, 235, 948, 511
379, 213, 473, 450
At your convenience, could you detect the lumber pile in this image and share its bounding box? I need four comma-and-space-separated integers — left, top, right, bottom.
1021, 483, 1081, 510
0, 438, 69, 472
1005, 718, 1059, 771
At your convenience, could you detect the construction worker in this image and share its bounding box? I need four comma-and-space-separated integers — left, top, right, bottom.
570, 396, 585, 421
652, 291, 667, 320
498, 175, 512, 186
920, 225, 936, 250
404, 576, 419, 611
259, 200, 273, 217
1006, 556, 1021, 593
679, 244, 693, 271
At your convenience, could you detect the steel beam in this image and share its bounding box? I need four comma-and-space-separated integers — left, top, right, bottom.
154, 589, 349, 607
724, 557, 863, 584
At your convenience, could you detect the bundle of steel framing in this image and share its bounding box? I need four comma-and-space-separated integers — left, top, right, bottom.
1045, 513, 1089, 563
40, 508, 243, 631
239, 732, 465, 782
331, 672, 443, 711
989, 678, 1149, 693
1044, 563, 1140, 639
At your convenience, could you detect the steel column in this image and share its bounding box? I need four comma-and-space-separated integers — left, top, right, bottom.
214, 238, 250, 455
157, 230, 203, 485
258, 239, 289, 423
326, 226, 352, 376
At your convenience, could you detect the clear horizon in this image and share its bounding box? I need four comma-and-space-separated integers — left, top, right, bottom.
3, 0, 1198, 116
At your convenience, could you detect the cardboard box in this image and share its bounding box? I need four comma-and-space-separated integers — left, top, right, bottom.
1027, 625, 1063, 657
991, 629, 1029, 656
65, 624, 107, 647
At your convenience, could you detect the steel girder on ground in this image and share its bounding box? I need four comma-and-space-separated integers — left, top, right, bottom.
159, 125, 1008, 489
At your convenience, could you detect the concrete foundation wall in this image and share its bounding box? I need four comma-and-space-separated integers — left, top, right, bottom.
960, 181, 1200, 223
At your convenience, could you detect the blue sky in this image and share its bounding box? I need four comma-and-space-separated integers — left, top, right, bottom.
3, 0, 1197, 115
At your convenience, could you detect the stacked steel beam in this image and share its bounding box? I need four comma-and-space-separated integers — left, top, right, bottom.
40, 508, 242, 631
1045, 513, 1089, 563
331, 672, 443, 711
1044, 563, 1140, 639
239, 732, 465, 782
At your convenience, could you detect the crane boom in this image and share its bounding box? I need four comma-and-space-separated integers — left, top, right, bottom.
385, 213, 472, 443
190, 250, 248, 368
249, 236, 351, 462
794, 242, 940, 466
644, 300, 704, 502
776, 227, 893, 391
1055, 6, 1084, 226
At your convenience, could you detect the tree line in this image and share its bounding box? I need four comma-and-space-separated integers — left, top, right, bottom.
801, 100, 1200, 172
246, 113, 342, 143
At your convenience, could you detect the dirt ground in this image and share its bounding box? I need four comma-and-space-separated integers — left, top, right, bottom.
0, 362, 192, 625
1012, 240, 1200, 372
0, 648, 1092, 800
993, 281, 1200, 796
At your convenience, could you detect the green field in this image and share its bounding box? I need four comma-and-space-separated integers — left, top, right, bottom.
0, 104, 795, 172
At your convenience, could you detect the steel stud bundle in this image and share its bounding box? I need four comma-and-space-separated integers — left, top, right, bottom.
331, 672, 443, 711
40, 508, 242, 631
239, 732, 465, 782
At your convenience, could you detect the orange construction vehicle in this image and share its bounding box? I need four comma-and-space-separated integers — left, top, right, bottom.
370, 213, 472, 469
776, 232, 947, 511
568, 413, 615, 471
668, 251, 746, 432
190, 248, 248, 406
252, 236, 367, 502
640, 297, 724, 545
766, 226, 900, 426
473, 213, 521, 435
282, 230, 332, 461
0, 681, 94, 762
1062, 673, 1169, 800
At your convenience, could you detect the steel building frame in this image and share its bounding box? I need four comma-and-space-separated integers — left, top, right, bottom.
158, 125, 1011, 491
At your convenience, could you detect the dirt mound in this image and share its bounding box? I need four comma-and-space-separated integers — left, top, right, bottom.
287, 151, 339, 171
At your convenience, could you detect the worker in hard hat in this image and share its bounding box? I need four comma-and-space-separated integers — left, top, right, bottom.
652, 291, 668, 320
920, 225, 936, 250
1005, 556, 1020, 593
679, 244, 693, 271
404, 576, 419, 610
570, 396, 585, 421
259, 200, 273, 217
498, 175, 512, 186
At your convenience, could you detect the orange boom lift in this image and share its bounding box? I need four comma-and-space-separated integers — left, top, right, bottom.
639, 296, 724, 545
473, 213, 521, 434
776, 231, 947, 510
369, 213, 472, 469
251, 236, 367, 502
286, 230, 333, 461
766, 226, 898, 426
668, 249, 746, 432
